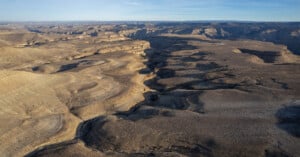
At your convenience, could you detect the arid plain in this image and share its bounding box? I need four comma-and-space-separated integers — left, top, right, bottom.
0, 22, 299, 157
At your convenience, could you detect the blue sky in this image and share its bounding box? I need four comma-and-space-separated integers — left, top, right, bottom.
0, 0, 299, 21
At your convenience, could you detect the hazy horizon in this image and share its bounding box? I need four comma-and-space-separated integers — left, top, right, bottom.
2, 20, 300, 23
0, 0, 300, 22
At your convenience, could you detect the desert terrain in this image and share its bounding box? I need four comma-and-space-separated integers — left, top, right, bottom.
0, 22, 299, 157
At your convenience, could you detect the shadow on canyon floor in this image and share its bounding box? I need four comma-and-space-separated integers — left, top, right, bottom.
26, 35, 299, 157
276, 103, 300, 138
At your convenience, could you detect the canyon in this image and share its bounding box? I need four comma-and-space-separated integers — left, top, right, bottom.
0, 22, 299, 157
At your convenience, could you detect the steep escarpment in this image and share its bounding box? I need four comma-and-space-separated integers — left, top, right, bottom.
125, 22, 300, 55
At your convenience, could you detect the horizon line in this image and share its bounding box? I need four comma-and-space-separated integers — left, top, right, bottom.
1, 20, 300, 24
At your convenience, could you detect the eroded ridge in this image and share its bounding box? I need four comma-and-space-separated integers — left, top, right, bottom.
0, 24, 151, 156
0, 22, 299, 157
73, 34, 300, 157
